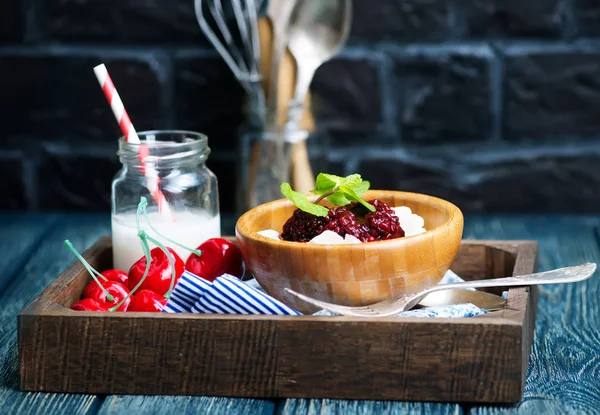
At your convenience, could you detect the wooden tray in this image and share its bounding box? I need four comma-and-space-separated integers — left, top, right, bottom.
18, 237, 537, 403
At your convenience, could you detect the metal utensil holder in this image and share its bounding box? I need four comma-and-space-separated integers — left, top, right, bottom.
236, 118, 331, 216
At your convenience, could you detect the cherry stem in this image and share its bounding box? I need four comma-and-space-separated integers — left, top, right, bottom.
108, 197, 180, 310
109, 200, 152, 311
64, 241, 108, 282
141, 206, 201, 257
137, 196, 181, 298
136, 197, 145, 232
144, 234, 177, 299
64, 240, 114, 302
109, 231, 152, 312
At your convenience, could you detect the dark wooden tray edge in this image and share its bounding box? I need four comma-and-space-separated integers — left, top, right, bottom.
18, 236, 538, 403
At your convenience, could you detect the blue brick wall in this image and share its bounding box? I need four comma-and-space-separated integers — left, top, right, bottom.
1, 0, 600, 213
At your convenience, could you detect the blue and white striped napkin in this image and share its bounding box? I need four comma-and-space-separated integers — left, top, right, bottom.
191, 275, 301, 315
163, 272, 300, 315
163, 269, 489, 318
162, 270, 211, 313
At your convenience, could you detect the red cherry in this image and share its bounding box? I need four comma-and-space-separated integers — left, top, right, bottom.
128, 247, 184, 296
101, 269, 128, 285
71, 298, 108, 312
83, 280, 131, 311
185, 238, 244, 282
127, 289, 167, 312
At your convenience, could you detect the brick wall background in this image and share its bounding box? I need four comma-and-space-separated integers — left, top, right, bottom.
2, 0, 600, 213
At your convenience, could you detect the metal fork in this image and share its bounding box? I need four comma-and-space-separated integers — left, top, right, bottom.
285, 263, 596, 318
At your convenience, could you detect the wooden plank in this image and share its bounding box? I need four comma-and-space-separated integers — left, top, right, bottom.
0, 215, 109, 309
465, 215, 600, 415
0, 214, 110, 415
0, 214, 56, 297
278, 398, 462, 414
98, 396, 275, 415
19, 311, 524, 401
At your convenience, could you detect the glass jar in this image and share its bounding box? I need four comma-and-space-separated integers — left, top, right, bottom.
111, 130, 220, 271
237, 128, 331, 214
239, 130, 294, 212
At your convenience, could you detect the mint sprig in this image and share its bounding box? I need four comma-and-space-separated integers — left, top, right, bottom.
312, 173, 375, 212
280, 173, 375, 216
281, 183, 330, 217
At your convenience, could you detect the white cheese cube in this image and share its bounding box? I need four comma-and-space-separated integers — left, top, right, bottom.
309, 230, 345, 245
344, 234, 362, 244
257, 229, 281, 240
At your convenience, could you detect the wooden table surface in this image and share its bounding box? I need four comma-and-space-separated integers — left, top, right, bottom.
2, 213, 599, 415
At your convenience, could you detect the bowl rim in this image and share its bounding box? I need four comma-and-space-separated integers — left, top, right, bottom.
235, 190, 464, 251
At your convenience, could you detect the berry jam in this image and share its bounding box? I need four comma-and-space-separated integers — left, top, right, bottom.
281, 199, 405, 243
281, 209, 328, 242
322, 206, 370, 241
364, 199, 405, 240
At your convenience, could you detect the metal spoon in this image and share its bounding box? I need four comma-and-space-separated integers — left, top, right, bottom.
284, 0, 352, 133
286, 263, 597, 318
265, 0, 297, 129
418, 289, 506, 310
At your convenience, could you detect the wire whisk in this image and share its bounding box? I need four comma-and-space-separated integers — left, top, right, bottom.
194, 0, 262, 91
195, 0, 290, 213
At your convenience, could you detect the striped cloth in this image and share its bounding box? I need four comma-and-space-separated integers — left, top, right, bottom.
163, 272, 300, 315
192, 275, 300, 315
162, 270, 212, 313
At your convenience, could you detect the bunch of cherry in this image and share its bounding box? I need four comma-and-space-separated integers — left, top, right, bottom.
71, 238, 244, 312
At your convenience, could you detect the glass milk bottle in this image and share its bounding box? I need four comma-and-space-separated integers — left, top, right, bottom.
111, 130, 221, 271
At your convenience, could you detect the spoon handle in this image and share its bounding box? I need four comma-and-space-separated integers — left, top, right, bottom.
284, 60, 318, 133
428, 263, 596, 294
266, 0, 297, 129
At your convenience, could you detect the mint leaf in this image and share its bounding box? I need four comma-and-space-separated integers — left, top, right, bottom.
286, 172, 373, 216
315, 173, 348, 191
312, 175, 370, 206
312, 187, 353, 206
352, 180, 370, 196
313, 173, 364, 193
341, 174, 362, 189
325, 192, 352, 206
327, 181, 371, 206
340, 185, 375, 212
281, 183, 329, 217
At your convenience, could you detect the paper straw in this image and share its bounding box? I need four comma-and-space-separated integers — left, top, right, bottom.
93, 64, 171, 217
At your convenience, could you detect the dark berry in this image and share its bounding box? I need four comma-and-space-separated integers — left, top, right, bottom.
364, 201, 405, 240
322, 207, 369, 241
281, 209, 328, 242
335, 199, 405, 242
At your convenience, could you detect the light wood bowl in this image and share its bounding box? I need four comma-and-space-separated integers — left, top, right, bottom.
235, 190, 464, 313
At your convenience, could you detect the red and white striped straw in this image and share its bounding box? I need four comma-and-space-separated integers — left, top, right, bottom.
93, 64, 172, 218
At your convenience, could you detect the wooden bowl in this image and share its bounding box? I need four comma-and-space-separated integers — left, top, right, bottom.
235, 190, 464, 313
